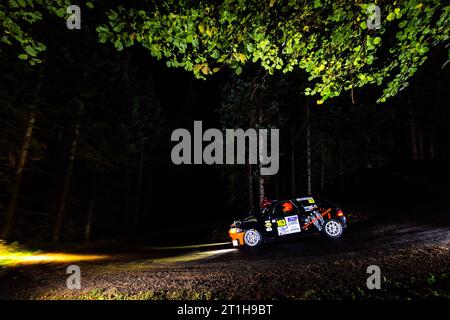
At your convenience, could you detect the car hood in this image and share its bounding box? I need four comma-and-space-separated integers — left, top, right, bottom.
243, 214, 258, 222
232, 214, 259, 228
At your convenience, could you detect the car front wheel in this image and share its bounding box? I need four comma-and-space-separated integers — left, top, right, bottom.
323, 219, 344, 239
243, 229, 262, 247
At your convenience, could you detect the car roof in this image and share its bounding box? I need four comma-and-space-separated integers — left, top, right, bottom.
296, 196, 315, 202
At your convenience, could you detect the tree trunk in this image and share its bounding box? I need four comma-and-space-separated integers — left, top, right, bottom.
291, 125, 296, 196
418, 134, 424, 160
122, 176, 131, 226
320, 148, 325, 189
84, 173, 96, 242
134, 151, 144, 228
53, 116, 81, 243
306, 103, 312, 195
428, 113, 435, 159
257, 92, 265, 208
409, 109, 418, 160
248, 163, 254, 212
1, 110, 36, 239
429, 141, 435, 160
258, 164, 265, 208
275, 172, 279, 199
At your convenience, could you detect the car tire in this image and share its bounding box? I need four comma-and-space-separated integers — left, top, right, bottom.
243, 229, 263, 247
322, 219, 344, 239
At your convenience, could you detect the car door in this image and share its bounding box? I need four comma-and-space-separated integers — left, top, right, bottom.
267, 200, 303, 238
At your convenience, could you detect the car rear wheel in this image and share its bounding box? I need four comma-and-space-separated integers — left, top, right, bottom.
243, 229, 262, 247
323, 219, 343, 239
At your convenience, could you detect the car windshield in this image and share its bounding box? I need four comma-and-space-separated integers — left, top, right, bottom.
261, 203, 275, 218
296, 197, 316, 208
298, 200, 312, 207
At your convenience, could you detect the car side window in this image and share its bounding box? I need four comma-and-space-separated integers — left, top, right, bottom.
272, 201, 300, 218
261, 205, 272, 218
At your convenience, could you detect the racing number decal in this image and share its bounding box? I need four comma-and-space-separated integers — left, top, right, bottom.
276, 219, 286, 227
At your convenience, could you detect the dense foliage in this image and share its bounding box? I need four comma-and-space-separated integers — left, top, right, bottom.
97, 0, 449, 103
2, 1, 448, 104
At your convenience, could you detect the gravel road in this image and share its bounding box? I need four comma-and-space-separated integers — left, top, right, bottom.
1, 215, 450, 300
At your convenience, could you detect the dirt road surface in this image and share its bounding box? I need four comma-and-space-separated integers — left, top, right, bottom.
1, 215, 450, 300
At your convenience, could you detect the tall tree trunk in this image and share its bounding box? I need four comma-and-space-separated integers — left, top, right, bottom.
248, 163, 254, 212
84, 173, 96, 242
418, 134, 424, 160
320, 148, 325, 189
428, 113, 435, 159
257, 93, 265, 208
53, 114, 81, 243
134, 151, 144, 228
258, 163, 265, 208
1, 111, 36, 239
123, 176, 131, 226
306, 103, 312, 194
429, 141, 435, 160
409, 109, 418, 160
275, 172, 279, 199
291, 125, 296, 196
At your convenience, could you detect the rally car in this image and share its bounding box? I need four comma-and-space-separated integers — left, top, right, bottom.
229, 196, 347, 247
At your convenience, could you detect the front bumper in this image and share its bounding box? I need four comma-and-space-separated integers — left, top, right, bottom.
229, 231, 245, 247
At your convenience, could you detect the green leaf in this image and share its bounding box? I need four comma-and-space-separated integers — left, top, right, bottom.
427, 275, 436, 286
24, 45, 37, 57
114, 39, 123, 51
193, 64, 203, 73
18, 53, 28, 60
98, 32, 107, 43
201, 65, 210, 75
387, 12, 396, 21
373, 37, 381, 45
109, 11, 118, 21
198, 23, 206, 33
56, 8, 65, 18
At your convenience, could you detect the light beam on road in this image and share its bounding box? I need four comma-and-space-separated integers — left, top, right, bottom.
0, 253, 109, 266
0, 242, 109, 266
142, 241, 232, 250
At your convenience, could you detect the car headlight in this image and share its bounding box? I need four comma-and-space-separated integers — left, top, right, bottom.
229, 227, 243, 234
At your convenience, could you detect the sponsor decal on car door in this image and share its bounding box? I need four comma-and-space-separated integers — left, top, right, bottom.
277, 215, 301, 236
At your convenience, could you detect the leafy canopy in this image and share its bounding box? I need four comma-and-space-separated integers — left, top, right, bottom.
1, 0, 94, 64
1, 0, 449, 103
97, 0, 449, 103
1, 0, 69, 64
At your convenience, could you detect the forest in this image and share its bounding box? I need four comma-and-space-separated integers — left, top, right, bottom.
0, 0, 449, 245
